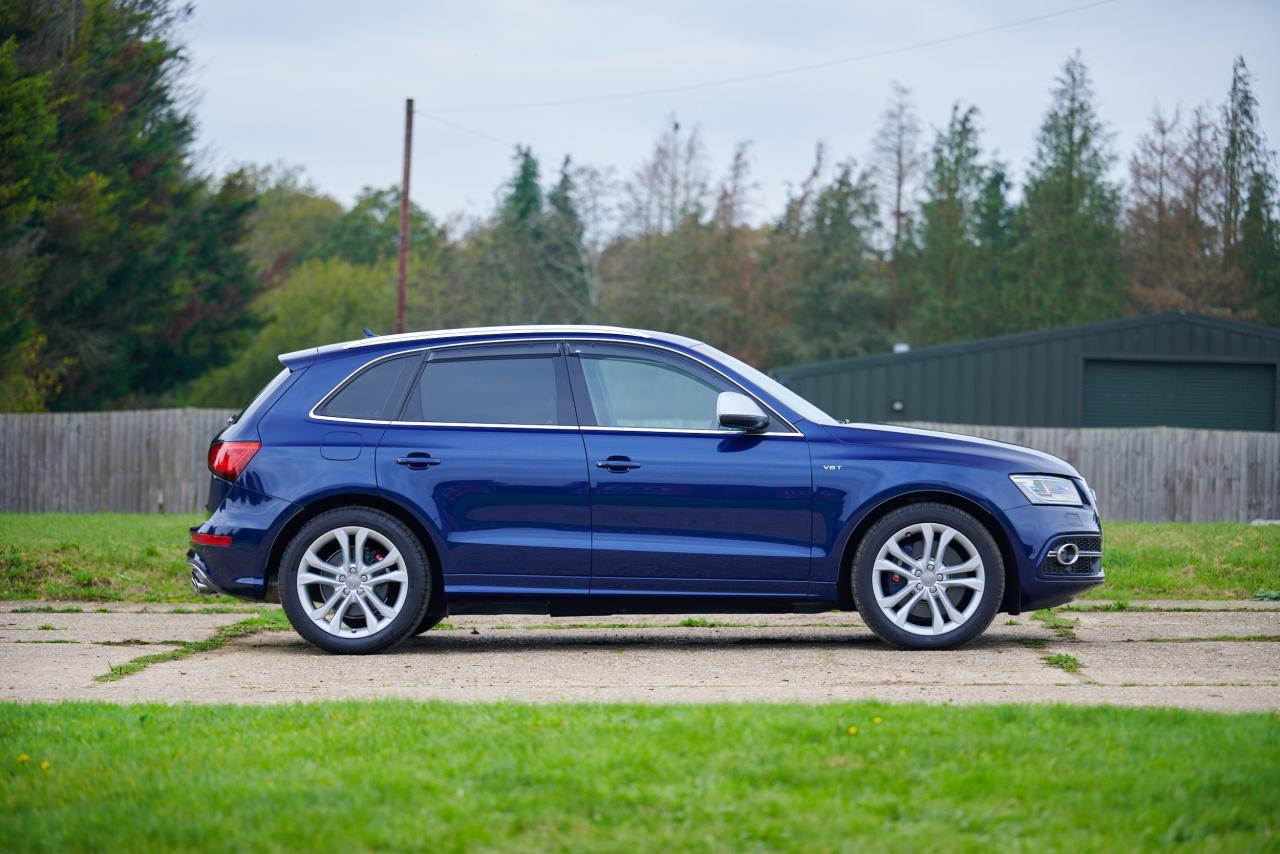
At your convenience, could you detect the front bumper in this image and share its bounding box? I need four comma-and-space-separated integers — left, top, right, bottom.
1002, 503, 1105, 612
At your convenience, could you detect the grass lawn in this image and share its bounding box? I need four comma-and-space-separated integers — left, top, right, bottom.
2, 701, 1277, 852
0, 513, 203, 602
0, 513, 1277, 602
1089, 520, 1280, 599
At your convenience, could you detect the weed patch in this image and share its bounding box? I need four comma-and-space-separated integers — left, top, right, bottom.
94, 610, 289, 682
1043, 653, 1082, 673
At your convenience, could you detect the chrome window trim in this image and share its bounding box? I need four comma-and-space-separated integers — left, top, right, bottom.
581, 425, 801, 438
308, 336, 802, 435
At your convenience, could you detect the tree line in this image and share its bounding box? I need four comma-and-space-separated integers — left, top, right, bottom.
1, 1, 1277, 411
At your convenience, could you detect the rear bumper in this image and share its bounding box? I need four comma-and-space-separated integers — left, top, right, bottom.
188, 483, 298, 601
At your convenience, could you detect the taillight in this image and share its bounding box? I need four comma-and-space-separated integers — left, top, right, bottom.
208, 440, 260, 481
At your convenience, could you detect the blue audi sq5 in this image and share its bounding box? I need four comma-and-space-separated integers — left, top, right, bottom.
188, 325, 1104, 654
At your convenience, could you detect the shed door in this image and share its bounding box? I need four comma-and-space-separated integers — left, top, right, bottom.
1082, 359, 1276, 431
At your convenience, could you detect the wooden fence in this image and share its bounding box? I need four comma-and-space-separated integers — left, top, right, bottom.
0, 410, 1276, 520
901, 423, 1280, 523
0, 409, 229, 514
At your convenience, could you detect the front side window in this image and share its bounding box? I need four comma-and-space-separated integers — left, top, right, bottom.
695, 343, 836, 425
400, 355, 561, 425
317, 355, 418, 420
579, 354, 727, 430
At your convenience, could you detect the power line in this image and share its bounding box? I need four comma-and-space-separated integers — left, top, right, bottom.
416, 111, 513, 148
424, 0, 1117, 114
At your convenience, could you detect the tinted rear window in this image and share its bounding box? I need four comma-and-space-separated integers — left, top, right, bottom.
318, 354, 419, 420
401, 355, 560, 425
239, 367, 291, 424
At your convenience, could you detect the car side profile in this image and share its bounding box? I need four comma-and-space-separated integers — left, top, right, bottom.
188, 325, 1104, 654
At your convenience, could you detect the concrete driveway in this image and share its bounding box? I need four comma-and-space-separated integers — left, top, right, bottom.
2, 602, 1277, 712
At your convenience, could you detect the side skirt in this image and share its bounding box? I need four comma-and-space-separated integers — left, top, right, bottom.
445, 595, 842, 618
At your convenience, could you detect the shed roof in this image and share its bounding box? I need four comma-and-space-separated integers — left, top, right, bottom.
774, 311, 1280, 380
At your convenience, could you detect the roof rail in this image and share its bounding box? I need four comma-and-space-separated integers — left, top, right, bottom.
341, 324, 653, 349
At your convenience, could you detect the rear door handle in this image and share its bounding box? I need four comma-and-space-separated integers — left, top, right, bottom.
396, 452, 442, 469
596, 456, 640, 472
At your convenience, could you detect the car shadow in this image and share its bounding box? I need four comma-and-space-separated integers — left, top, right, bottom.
258, 627, 1050, 656
323, 629, 1037, 655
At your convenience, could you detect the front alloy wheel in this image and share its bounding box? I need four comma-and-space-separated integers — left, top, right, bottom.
280, 508, 430, 654
853, 503, 1003, 650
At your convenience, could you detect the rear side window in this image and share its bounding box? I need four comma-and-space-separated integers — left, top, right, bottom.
401, 355, 562, 425
317, 354, 419, 420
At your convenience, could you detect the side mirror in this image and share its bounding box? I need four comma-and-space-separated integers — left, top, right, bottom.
717, 391, 770, 432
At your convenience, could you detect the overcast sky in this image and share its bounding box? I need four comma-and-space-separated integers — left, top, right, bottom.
185, 0, 1280, 223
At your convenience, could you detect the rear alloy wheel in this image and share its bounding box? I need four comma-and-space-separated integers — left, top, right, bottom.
852, 503, 1004, 650
280, 508, 430, 654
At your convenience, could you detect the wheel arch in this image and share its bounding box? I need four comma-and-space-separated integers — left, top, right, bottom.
835, 489, 1021, 615
265, 491, 446, 612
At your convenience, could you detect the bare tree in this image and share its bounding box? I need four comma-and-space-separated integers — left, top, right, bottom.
1127, 105, 1181, 307
872, 82, 924, 251
712, 142, 757, 229
621, 116, 711, 237
871, 81, 924, 329
1128, 104, 1243, 314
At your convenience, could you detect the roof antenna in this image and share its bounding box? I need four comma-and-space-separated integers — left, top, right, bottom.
363, 327, 379, 338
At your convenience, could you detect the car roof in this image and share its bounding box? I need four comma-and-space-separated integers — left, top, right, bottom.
279, 325, 705, 368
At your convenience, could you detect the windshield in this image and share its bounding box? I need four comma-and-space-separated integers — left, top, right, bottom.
694, 344, 837, 426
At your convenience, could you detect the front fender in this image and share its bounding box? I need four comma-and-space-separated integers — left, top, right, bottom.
808, 450, 1030, 588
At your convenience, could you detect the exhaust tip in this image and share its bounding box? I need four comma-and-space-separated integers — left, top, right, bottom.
188, 560, 217, 595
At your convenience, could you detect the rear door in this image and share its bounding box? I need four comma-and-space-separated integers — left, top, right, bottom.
377, 341, 592, 594
567, 342, 814, 597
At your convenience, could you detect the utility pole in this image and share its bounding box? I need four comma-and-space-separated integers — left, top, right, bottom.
395, 98, 414, 334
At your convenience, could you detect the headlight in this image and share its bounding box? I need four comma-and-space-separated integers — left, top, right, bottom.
1010, 475, 1083, 506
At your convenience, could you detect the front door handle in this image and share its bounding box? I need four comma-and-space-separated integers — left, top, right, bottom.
596, 456, 640, 472
396, 452, 442, 469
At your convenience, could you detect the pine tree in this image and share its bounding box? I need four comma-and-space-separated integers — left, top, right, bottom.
972, 165, 1020, 335
1221, 57, 1263, 261
0, 0, 261, 409
543, 157, 592, 320
912, 104, 984, 345
768, 158, 887, 365
1017, 53, 1126, 327
1241, 169, 1280, 324
477, 147, 593, 325
1217, 56, 1278, 321
0, 38, 58, 409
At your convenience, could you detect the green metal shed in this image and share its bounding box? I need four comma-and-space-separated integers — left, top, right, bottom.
773, 312, 1280, 431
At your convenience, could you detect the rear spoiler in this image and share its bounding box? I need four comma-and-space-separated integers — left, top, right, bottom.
278, 347, 319, 370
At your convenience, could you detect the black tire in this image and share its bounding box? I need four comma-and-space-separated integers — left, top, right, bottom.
851, 502, 1004, 650
279, 507, 431, 654
411, 608, 447, 636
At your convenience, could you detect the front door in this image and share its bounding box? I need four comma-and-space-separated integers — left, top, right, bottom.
377, 341, 592, 594
566, 342, 814, 598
